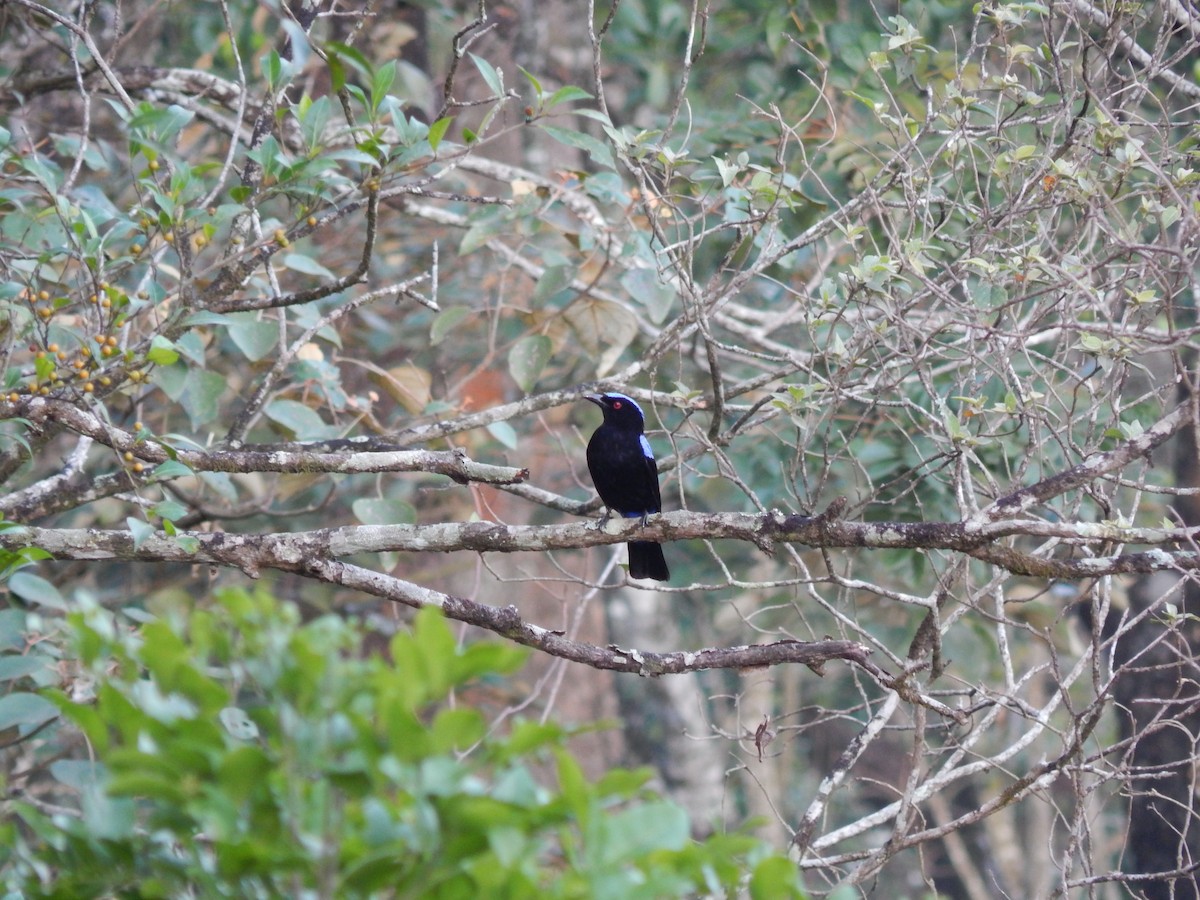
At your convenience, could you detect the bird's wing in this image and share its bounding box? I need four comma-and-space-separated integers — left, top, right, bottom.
640, 434, 662, 512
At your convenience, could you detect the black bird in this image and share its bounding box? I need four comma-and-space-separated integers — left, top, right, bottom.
584, 392, 670, 581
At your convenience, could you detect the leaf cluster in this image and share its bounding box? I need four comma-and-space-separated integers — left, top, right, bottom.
0, 593, 802, 899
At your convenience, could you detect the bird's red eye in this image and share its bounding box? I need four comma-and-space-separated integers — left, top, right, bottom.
612, 400, 622, 408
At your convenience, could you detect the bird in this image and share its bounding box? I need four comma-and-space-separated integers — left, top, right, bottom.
583, 392, 670, 581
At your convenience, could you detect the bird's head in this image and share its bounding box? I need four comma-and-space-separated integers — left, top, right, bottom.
584, 392, 646, 430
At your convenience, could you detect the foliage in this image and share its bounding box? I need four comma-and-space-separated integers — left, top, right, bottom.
2, 0, 1200, 894
0, 592, 802, 898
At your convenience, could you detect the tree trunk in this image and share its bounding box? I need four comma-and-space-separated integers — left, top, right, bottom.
1114, 387, 1200, 898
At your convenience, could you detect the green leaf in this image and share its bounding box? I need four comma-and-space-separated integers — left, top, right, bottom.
153, 364, 190, 401
750, 855, 806, 899
533, 264, 575, 304
146, 335, 180, 366
7, 571, 66, 610
180, 369, 227, 431
372, 60, 397, 113
327, 53, 346, 92
519, 66, 543, 96
107, 771, 188, 805
299, 94, 332, 151
555, 747, 590, 818
620, 267, 676, 324
538, 124, 616, 170
224, 311, 279, 362
127, 517, 155, 550
181, 310, 233, 327
0, 655, 49, 683
430, 306, 472, 345
217, 744, 271, 799
0, 691, 58, 731
428, 707, 486, 752
34, 354, 55, 383
282, 252, 336, 279
470, 53, 505, 96
562, 297, 638, 370
49, 759, 107, 792
150, 500, 188, 522
487, 420, 518, 450
507, 720, 565, 755
151, 459, 194, 481
264, 50, 283, 90
459, 213, 508, 254
599, 800, 690, 862
427, 116, 452, 152
508, 335, 552, 393
174, 535, 201, 554
452, 641, 529, 685
265, 398, 339, 440
545, 85, 593, 110
0, 610, 28, 651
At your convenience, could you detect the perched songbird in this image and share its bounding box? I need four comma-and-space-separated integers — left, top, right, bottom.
584, 392, 670, 581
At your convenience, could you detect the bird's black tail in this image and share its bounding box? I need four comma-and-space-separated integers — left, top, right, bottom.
628, 541, 669, 581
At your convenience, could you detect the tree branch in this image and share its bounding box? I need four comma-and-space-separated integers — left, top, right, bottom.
4, 510, 1198, 580
311, 556, 873, 676
9, 397, 527, 486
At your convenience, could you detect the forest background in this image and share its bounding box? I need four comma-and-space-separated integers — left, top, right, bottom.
2, 0, 1200, 897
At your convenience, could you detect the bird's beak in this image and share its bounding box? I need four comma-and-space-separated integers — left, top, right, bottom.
583, 394, 604, 407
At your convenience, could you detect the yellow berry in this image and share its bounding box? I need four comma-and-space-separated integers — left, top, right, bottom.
38, 290, 49, 301
132, 462, 144, 474
133, 421, 143, 431
131, 244, 143, 254
83, 382, 94, 392
307, 216, 317, 227
47, 343, 59, 353
123, 451, 133, 461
